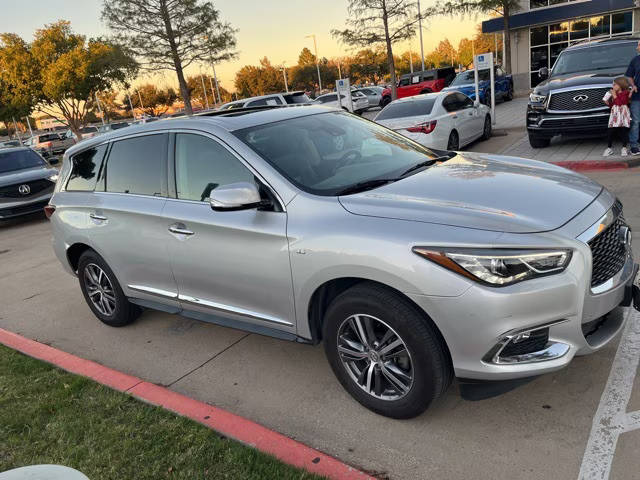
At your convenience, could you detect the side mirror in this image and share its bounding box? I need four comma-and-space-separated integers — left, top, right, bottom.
538, 67, 549, 80
209, 182, 268, 211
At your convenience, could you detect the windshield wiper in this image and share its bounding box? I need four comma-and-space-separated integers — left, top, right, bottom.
400, 154, 455, 177
336, 178, 400, 196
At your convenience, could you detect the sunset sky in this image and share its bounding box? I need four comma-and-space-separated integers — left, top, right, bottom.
2, 0, 488, 91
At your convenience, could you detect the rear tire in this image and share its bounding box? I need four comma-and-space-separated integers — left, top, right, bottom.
322, 283, 452, 419
381, 96, 391, 107
528, 133, 550, 148
78, 250, 141, 327
482, 115, 492, 140
447, 130, 460, 151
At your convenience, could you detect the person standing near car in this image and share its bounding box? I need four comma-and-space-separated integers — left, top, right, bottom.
602, 77, 631, 157
625, 40, 640, 155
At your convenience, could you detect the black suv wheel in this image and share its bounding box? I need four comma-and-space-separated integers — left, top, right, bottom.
528, 133, 550, 148
323, 283, 452, 418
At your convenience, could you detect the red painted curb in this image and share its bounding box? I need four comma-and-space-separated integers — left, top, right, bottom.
0, 328, 373, 480
552, 160, 629, 171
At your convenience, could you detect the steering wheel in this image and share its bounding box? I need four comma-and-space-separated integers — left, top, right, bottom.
335, 149, 362, 172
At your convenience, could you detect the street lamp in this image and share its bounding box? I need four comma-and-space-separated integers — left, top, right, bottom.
305, 34, 322, 92
417, 0, 425, 71
282, 61, 289, 92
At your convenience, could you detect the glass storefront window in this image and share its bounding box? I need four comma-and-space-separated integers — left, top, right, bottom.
590, 16, 610, 38
530, 0, 548, 8
529, 11, 633, 87
570, 19, 589, 40
549, 22, 569, 43
530, 26, 548, 46
612, 11, 632, 34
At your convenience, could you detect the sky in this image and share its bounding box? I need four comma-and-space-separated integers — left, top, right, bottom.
0, 0, 489, 92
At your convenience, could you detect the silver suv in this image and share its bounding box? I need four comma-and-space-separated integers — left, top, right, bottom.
48, 106, 637, 418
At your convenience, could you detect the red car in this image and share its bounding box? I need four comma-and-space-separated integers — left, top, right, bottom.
381, 67, 456, 106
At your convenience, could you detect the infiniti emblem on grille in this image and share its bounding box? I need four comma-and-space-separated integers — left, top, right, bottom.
573, 94, 589, 103
619, 226, 632, 247
18, 184, 30, 195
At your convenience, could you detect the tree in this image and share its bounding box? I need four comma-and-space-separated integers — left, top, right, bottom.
346, 48, 388, 85
129, 83, 177, 116
332, 0, 431, 100
298, 47, 317, 67
440, 0, 518, 73
233, 58, 286, 97
102, 0, 237, 115
0, 22, 137, 140
0, 34, 37, 131
187, 75, 219, 108
96, 89, 125, 122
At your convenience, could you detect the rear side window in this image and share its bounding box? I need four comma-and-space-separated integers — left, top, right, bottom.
66, 144, 108, 191
284, 92, 311, 103
104, 134, 166, 196
38, 134, 59, 142
442, 94, 461, 112
174, 133, 255, 202
318, 94, 337, 103
376, 99, 436, 120
247, 96, 283, 106
398, 77, 410, 87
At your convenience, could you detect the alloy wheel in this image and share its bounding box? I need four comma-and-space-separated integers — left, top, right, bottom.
337, 314, 414, 401
84, 263, 116, 316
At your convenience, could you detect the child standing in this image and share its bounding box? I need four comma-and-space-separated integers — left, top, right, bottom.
603, 76, 631, 156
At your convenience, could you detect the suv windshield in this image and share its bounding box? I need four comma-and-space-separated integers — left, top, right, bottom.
450, 69, 490, 85
0, 149, 46, 174
234, 111, 439, 196
552, 42, 637, 76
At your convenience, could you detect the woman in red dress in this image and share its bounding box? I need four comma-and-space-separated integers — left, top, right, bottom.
603, 76, 632, 157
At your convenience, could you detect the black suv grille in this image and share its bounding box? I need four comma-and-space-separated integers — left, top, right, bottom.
588, 215, 628, 288
0, 178, 54, 198
548, 88, 609, 112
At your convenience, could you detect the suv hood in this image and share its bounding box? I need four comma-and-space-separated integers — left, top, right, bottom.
534, 67, 621, 96
338, 152, 602, 233
0, 166, 57, 187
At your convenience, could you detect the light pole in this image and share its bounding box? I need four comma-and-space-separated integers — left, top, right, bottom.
209, 76, 217, 104
136, 89, 145, 117
126, 92, 134, 118
417, 0, 425, 71
212, 63, 221, 106
305, 34, 322, 92
95, 93, 106, 125
282, 61, 289, 92
200, 73, 210, 109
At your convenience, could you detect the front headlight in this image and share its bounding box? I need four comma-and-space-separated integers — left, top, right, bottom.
529, 92, 546, 103
48, 173, 59, 182
412, 248, 572, 286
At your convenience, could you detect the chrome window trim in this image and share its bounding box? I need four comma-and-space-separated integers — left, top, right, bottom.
168, 128, 286, 212
91, 191, 167, 201
177, 294, 293, 327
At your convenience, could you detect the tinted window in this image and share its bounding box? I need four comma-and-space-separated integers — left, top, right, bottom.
66, 145, 107, 191
318, 94, 337, 103
450, 70, 490, 85
0, 149, 47, 174
436, 68, 455, 80
80, 126, 98, 133
283, 92, 311, 104
552, 42, 637, 76
398, 77, 411, 86
376, 99, 436, 120
247, 96, 283, 106
105, 134, 166, 196
175, 134, 255, 202
38, 134, 60, 143
455, 93, 474, 108
442, 94, 461, 112
110, 122, 129, 130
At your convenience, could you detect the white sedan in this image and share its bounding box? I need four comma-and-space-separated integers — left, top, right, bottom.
314, 91, 369, 114
374, 91, 492, 150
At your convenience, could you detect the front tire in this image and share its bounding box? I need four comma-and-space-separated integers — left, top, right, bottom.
528, 133, 550, 148
78, 250, 140, 327
481, 115, 492, 140
322, 283, 452, 419
381, 96, 391, 107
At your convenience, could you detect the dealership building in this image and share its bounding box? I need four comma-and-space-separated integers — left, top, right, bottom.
482, 0, 637, 91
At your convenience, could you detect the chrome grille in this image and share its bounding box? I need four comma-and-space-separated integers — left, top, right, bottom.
588, 213, 628, 288
548, 88, 609, 112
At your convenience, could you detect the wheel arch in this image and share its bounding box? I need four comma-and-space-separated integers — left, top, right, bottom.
305, 277, 452, 363
66, 242, 94, 273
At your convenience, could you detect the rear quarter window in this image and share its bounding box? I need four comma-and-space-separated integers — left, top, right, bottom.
66, 144, 108, 191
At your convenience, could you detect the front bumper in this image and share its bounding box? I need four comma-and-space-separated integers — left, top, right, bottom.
527, 106, 609, 138
406, 199, 636, 381
0, 194, 52, 219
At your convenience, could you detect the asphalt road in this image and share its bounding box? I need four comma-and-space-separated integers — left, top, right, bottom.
1, 169, 639, 480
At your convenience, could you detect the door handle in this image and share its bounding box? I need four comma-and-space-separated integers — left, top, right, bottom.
168, 223, 194, 236
89, 213, 107, 221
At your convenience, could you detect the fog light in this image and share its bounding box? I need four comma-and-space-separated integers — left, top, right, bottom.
512, 332, 531, 344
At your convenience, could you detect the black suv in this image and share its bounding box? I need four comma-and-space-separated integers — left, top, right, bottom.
527, 36, 638, 148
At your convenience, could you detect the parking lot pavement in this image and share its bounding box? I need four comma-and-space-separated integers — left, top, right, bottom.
1, 169, 639, 480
